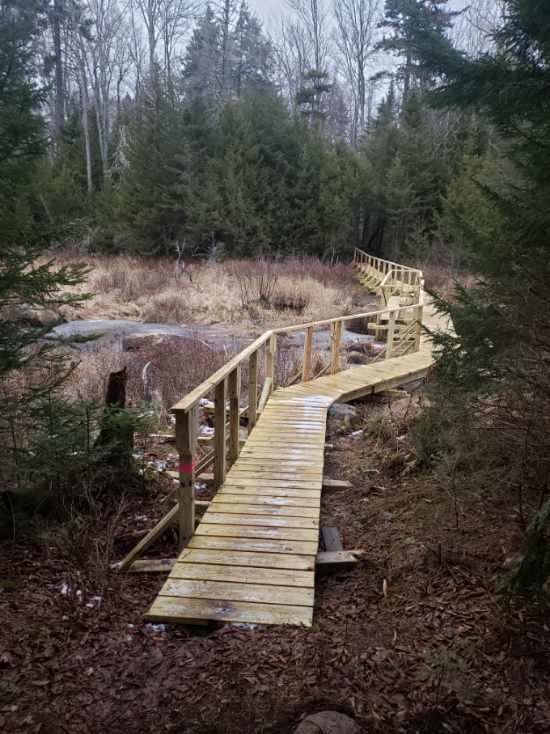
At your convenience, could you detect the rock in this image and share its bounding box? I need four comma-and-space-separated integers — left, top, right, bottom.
328, 403, 360, 432
328, 403, 358, 419
347, 350, 368, 365
294, 711, 362, 734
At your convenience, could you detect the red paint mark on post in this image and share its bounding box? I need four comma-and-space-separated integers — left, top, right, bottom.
179, 460, 195, 474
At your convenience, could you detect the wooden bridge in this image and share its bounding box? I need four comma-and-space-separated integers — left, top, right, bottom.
121, 249, 443, 626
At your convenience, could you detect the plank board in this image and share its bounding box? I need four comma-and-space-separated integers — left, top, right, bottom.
160, 578, 314, 606
170, 562, 314, 587
147, 596, 313, 626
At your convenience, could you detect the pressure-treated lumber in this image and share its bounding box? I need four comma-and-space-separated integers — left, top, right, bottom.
144, 247, 447, 628
131, 549, 364, 575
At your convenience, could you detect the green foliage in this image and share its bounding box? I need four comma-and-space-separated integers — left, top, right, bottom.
405, 0, 550, 592
114, 84, 362, 258
0, 397, 149, 537
499, 497, 550, 595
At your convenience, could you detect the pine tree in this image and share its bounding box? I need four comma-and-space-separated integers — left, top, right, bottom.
379, 0, 459, 101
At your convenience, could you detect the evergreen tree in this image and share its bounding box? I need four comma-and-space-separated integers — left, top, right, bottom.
379, 0, 459, 101
182, 5, 220, 114
233, 1, 273, 97
409, 0, 550, 590
0, 0, 88, 379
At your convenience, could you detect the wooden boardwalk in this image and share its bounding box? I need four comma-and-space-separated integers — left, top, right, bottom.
146, 350, 433, 626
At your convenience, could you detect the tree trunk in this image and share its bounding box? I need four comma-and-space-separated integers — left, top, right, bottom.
52, 0, 65, 149
79, 55, 93, 195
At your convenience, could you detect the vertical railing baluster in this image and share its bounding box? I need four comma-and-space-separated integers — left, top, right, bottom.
414, 304, 423, 352
386, 310, 397, 360
213, 379, 227, 489
330, 321, 342, 374
228, 366, 241, 467
266, 334, 277, 393
302, 326, 313, 382
175, 406, 197, 550
248, 350, 258, 433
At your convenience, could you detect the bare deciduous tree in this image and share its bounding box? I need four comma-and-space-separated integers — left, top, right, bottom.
333, 0, 380, 147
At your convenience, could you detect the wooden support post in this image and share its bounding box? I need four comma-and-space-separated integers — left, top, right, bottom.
213, 379, 227, 490
228, 366, 241, 467
302, 326, 313, 382
175, 407, 197, 551
266, 334, 277, 392
385, 309, 397, 360
248, 350, 258, 433
414, 304, 423, 351
330, 321, 342, 375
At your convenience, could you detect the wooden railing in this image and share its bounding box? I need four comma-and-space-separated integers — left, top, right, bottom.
168, 249, 425, 550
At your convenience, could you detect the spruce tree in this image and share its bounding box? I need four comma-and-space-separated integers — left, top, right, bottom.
409, 0, 550, 590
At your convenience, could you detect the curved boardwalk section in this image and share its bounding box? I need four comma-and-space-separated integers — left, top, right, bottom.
146, 348, 433, 626
137, 250, 447, 626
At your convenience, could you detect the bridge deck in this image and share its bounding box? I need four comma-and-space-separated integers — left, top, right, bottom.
145, 349, 433, 627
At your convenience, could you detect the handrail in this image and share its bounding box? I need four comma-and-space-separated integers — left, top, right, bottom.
168, 248, 425, 550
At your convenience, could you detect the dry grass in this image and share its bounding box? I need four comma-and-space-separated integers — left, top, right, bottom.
54, 253, 360, 331
64, 335, 233, 416
414, 260, 475, 301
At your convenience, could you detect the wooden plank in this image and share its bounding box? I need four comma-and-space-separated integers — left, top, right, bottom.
322, 478, 352, 491
222, 477, 320, 489
160, 578, 314, 607
219, 484, 321, 496
170, 562, 314, 587
178, 547, 315, 570
188, 535, 318, 556
146, 596, 313, 627
229, 463, 322, 474
118, 504, 178, 571
202, 512, 318, 529
213, 493, 320, 507
209, 502, 318, 518
195, 524, 319, 542
227, 471, 323, 481
316, 550, 365, 573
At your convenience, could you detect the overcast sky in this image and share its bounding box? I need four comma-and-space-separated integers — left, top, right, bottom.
248, 0, 471, 23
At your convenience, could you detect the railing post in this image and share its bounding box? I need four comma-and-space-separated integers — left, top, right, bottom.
175, 406, 197, 550
213, 379, 227, 489
266, 334, 277, 392
386, 309, 397, 360
414, 304, 423, 351
228, 366, 241, 467
248, 350, 258, 433
302, 326, 313, 382
330, 321, 342, 374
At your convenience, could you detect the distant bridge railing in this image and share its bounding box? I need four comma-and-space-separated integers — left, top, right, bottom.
118, 249, 425, 568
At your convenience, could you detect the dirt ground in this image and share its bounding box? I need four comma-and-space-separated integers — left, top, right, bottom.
2, 397, 550, 734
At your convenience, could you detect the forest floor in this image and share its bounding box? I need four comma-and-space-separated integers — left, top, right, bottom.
2, 394, 549, 734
